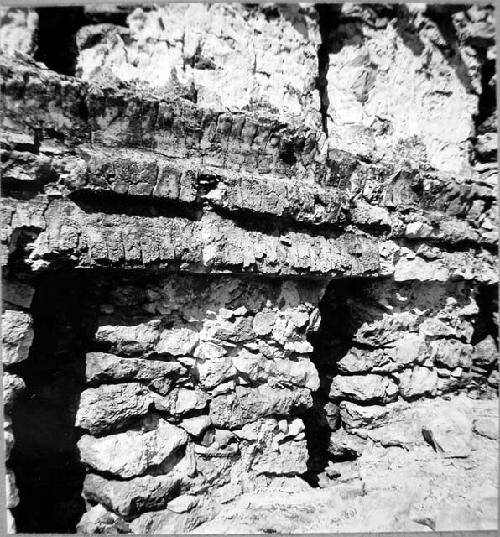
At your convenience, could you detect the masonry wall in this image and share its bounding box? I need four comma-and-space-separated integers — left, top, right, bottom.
1, 3, 498, 534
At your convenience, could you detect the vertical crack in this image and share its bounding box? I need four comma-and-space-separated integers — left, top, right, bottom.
302, 278, 358, 486
315, 4, 340, 137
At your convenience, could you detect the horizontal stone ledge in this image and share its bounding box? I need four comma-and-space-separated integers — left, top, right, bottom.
4, 54, 496, 211
4, 195, 496, 283
4, 196, 380, 276
85, 352, 186, 393
2, 144, 495, 249
0, 54, 329, 183
76, 384, 209, 435
0, 146, 349, 227
379, 240, 498, 284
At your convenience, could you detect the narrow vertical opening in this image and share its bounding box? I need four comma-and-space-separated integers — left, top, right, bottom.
9, 271, 96, 532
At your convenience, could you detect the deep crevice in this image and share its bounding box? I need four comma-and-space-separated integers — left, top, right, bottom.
471, 284, 499, 346
211, 205, 347, 239
34, 7, 130, 77
302, 277, 383, 486
68, 190, 203, 220
315, 4, 341, 136
34, 8, 88, 76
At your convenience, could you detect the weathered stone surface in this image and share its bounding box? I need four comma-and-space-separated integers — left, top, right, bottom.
76, 504, 129, 534
6, 469, 18, 509
422, 408, 472, 458
398, 367, 438, 400
3, 372, 25, 413
252, 437, 309, 476
0, 8, 37, 56
252, 312, 276, 336
328, 429, 367, 458
473, 417, 498, 440
129, 504, 210, 535
179, 415, 212, 438
83, 472, 183, 518
76, 4, 321, 127
337, 334, 426, 373
95, 320, 160, 355
340, 400, 397, 431
76, 383, 153, 434
210, 385, 312, 428
330, 374, 398, 403
156, 327, 199, 356
154, 387, 208, 416
85, 352, 184, 394
78, 415, 188, 478
323, 5, 480, 174
2, 309, 34, 365
196, 356, 236, 390
429, 339, 473, 369
231, 349, 319, 391
472, 336, 498, 368
233, 418, 309, 477
167, 494, 198, 514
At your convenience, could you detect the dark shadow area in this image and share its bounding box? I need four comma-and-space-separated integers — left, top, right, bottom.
302, 277, 385, 486
314, 4, 342, 135
68, 190, 203, 220
35, 8, 88, 76
35, 7, 129, 76
9, 271, 99, 532
422, 5, 475, 94
471, 283, 499, 346
211, 205, 346, 239
476, 55, 496, 133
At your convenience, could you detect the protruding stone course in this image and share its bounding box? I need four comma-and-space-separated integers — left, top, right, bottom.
85, 352, 185, 394
210, 385, 312, 429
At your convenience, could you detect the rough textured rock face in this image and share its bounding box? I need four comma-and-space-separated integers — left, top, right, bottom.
76, 4, 321, 129
1, 3, 497, 534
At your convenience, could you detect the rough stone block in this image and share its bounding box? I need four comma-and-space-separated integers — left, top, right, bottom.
78, 415, 188, 478
2, 310, 33, 365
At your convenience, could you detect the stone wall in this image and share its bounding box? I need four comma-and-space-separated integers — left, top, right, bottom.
318, 279, 498, 463
2, 280, 35, 533
74, 274, 322, 531
1, 3, 498, 534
